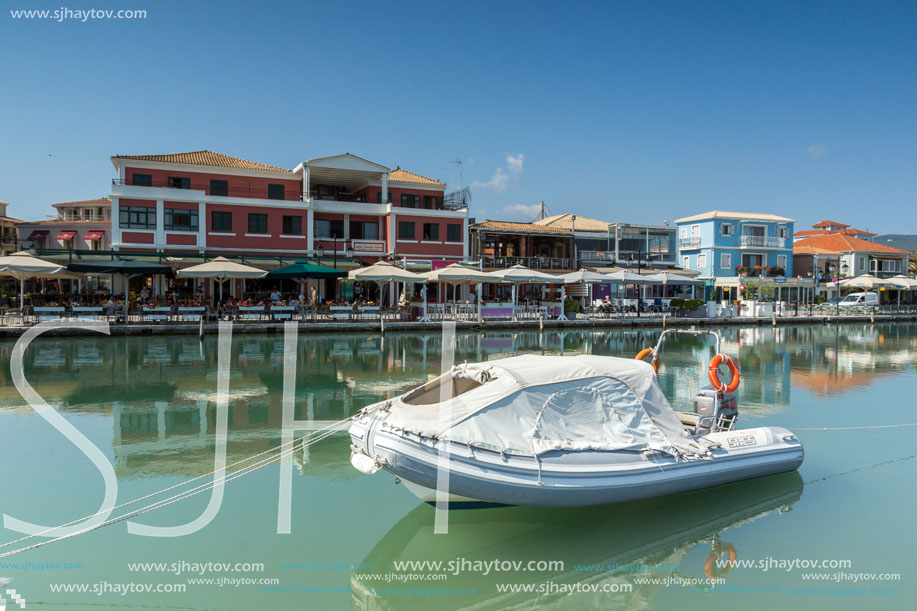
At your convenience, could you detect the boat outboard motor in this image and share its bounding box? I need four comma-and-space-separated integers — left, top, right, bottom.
693, 385, 738, 432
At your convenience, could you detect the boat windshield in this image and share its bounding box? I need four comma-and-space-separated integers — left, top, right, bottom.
401, 372, 483, 406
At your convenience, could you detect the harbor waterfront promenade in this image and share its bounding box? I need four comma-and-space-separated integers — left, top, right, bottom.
2, 311, 916, 338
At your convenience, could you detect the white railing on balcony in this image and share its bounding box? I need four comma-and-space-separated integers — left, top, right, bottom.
679, 238, 701, 249
578, 250, 617, 262
739, 236, 785, 248
482, 255, 572, 270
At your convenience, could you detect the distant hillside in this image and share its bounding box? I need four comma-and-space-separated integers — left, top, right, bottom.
874, 235, 917, 252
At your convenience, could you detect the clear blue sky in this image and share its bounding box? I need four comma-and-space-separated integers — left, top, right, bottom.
2, 0, 915, 234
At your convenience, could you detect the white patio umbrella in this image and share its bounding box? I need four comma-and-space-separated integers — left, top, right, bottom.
485, 265, 561, 320
886, 275, 917, 305
0, 251, 66, 313
646, 271, 704, 299
421, 264, 496, 321
604, 269, 663, 309
176, 256, 267, 303
885, 275, 917, 289
348, 261, 428, 309
838, 274, 892, 289
559, 269, 619, 319
561, 269, 614, 284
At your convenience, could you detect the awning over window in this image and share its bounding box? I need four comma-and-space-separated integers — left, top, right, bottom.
27, 230, 49, 240
55, 231, 76, 241
84, 231, 104, 241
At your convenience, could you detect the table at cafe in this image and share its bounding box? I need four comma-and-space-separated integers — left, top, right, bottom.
328, 305, 353, 320
237, 306, 265, 321
270, 305, 296, 321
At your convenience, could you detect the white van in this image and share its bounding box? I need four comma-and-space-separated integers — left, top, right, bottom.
838, 292, 879, 307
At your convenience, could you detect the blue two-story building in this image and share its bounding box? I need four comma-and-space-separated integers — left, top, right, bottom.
675, 211, 796, 301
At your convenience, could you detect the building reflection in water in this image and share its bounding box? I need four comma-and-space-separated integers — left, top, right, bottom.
0, 323, 914, 479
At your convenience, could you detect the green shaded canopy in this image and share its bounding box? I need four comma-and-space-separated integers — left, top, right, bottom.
265, 260, 347, 280
67, 260, 173, 275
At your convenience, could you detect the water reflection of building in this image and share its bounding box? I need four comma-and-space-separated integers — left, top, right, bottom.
2, 323, 915, 477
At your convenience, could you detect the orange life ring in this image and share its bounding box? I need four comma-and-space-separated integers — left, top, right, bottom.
635, 348, 659, 373
708, 354, 740, 393
704, 541, 737, 579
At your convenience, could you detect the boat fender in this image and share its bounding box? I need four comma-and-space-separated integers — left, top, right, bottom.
704, 541, 737, 579
350, 452, 381, 475
635, 348, 660, 373
708, 354, 741, 393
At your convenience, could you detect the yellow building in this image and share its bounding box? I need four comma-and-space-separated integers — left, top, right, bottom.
0, 201, 23, 255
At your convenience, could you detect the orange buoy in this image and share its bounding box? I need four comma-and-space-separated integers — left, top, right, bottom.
708, 354, 740, 393
635, 348, 659, 373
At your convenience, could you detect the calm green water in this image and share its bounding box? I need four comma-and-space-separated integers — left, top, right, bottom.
1, 324, 915, 610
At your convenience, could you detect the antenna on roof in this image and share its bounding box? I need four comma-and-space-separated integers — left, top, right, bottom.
444, 159, 471, 210
449, 159, 463, 193
531, 201, 552, 222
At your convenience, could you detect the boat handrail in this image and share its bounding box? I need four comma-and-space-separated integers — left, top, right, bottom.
651, 326, 722, 359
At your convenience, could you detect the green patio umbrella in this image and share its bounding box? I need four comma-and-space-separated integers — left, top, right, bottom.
67, 259, 173, 305
265, 261, 347, 304
265, 261, 347, 280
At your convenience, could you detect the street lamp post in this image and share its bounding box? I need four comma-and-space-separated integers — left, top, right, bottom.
314, 236, 355, 300
630, 245, 644, 318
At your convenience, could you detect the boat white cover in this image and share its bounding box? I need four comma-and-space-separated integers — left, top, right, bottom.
386, 355, 704, 457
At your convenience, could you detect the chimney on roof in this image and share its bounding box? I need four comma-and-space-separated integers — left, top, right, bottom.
0, 201, 8, 217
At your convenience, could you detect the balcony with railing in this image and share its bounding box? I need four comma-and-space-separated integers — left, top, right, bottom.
578, 250, 617, 262
578, 250, 677, 266
679, 237, 701, 249
739, 235, 786, 249
482, 255, 572, 270
112, 178, 302, 201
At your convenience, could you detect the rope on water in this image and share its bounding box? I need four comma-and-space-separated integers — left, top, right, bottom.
794, 423, 917, 431
0, 415, 357, 559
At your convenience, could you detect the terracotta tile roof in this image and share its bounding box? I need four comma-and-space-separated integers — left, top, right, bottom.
675, 210, 795, 223
113, 150, 289, 172
812, 219, 850, 229
52, 197, 111, 207
794, 227, 877, 238
388, 167, 445, 186
794, 244, 842, 255
534, 213, 610, 232
794, 233, 909, 255
0, 216, 23, 223
845, 228, 878, 237
16, 219, 109, 225
472, 220, 571, 234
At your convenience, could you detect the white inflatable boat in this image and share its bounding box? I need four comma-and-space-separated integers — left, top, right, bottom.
349, 329, 804, 507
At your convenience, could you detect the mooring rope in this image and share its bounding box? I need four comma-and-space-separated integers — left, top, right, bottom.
793, 423, 917, 431
0, 415, 357, 559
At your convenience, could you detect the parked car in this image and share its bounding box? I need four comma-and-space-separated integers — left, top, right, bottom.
819, 297, 840, 307
838, 292, 879, 307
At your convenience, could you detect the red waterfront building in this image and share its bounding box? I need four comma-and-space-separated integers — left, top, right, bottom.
109, 151, 469, 267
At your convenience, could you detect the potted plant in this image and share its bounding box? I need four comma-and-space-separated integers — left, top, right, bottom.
735, 265, 746, 277
563, 297, 580, 320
